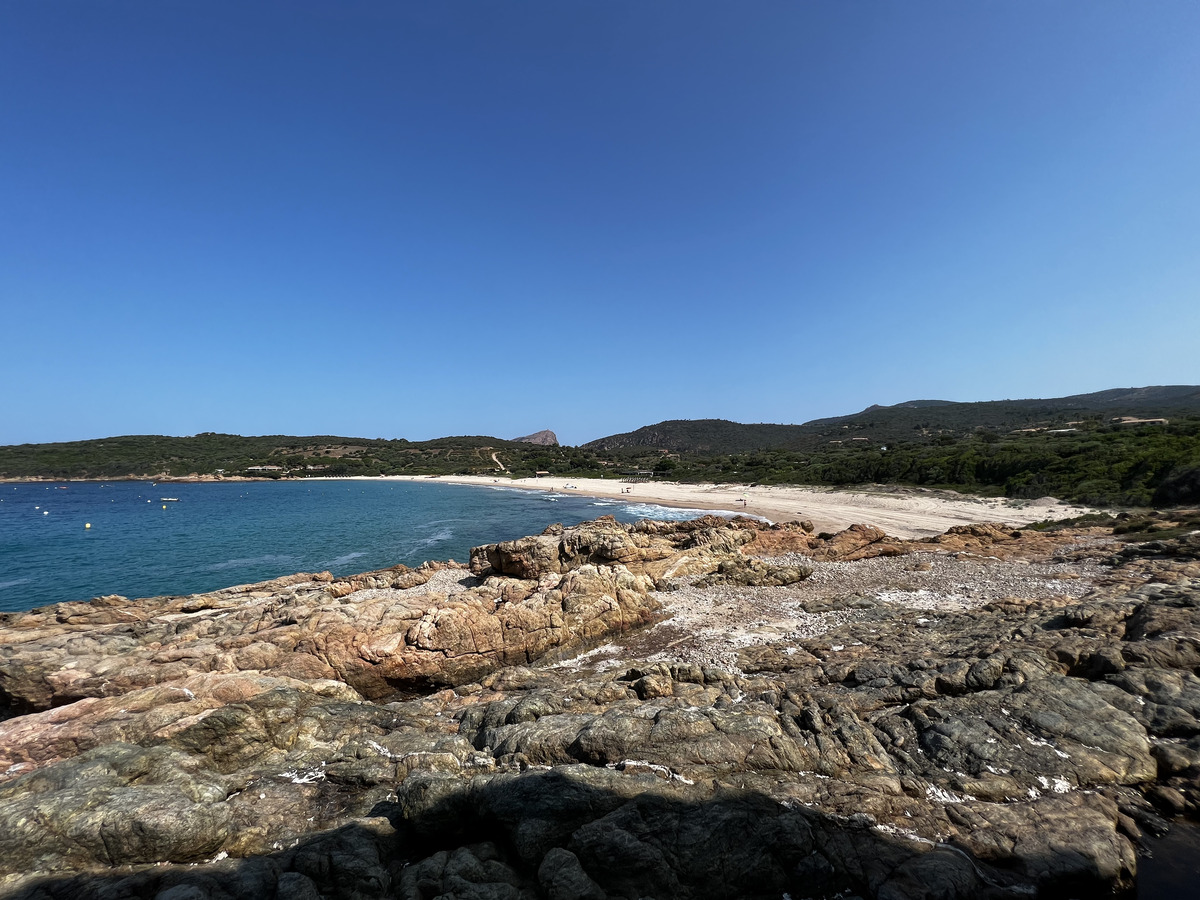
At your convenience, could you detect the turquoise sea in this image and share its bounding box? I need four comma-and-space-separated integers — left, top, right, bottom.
0, 479, 732, 613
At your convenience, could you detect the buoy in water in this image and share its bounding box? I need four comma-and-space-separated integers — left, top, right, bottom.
85, 523, 91, 529
162, 504, 167, 509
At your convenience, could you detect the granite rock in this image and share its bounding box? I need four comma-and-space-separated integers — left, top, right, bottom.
2, 515, 1199, 898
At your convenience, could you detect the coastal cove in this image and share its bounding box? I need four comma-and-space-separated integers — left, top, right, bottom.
0, 480, 738, 612
6, 4, 1199, 896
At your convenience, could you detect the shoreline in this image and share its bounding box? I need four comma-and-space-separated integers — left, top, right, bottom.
2, 473, 1099, 539
345, 474, 1099, 539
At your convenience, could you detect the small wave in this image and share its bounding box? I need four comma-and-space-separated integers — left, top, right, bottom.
396, 530, 456, 564
619, 503, 716, 520
619, 503, 770, 524
325, 551, 367, 569
209, 554, 299, 571
0, 577, 33, 591
412, 528, 454, 549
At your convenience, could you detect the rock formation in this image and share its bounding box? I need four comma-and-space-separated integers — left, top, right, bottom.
512, 430, 559, 446
2, 513, 1199, 898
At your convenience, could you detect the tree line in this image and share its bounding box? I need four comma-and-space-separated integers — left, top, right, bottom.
2, 419, 1197, 507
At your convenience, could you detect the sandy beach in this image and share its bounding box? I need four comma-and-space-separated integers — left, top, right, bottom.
379, 474, 1097, 539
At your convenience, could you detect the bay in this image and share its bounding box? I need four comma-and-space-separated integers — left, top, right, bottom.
0, 479, 731, 612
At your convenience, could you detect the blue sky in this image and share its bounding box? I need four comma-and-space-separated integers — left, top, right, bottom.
3, 2, 1198, 446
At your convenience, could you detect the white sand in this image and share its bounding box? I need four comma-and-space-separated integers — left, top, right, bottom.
372, 474, 1096, 539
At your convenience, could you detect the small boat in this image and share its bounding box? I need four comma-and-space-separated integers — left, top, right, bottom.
160, 497, 180, 502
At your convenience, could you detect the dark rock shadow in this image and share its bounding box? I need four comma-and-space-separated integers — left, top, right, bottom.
5, 768, 1139, 900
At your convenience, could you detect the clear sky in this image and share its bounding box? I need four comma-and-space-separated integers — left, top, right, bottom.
3, 2, 1198, 447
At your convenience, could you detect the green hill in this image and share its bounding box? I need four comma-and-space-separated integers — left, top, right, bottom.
0, 433, 595, 481
585, 386, 1200, 452
3, 386, 1199, 507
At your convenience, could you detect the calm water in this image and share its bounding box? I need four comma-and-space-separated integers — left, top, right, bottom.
0, 479, 732, 612
1136, 821, 1200, 899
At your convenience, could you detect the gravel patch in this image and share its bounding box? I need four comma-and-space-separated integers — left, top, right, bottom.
548, 550, 1103, 674
788, 551, 1103, 612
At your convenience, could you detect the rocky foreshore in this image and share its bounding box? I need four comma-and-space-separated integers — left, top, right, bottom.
2, 513, 1200, 899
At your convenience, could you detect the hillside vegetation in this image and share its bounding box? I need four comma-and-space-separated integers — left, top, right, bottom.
586, 385, 1200, 453
3, 387, 1198, 507
0, 433, 590, 482
631, 418, 1200, 507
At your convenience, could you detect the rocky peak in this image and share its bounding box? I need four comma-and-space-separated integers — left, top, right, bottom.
512, 429, 558, 445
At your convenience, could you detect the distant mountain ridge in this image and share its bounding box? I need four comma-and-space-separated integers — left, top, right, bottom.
888, 400, 961, 409
585, 385, 1200, 453
4, 386, 1197, 500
